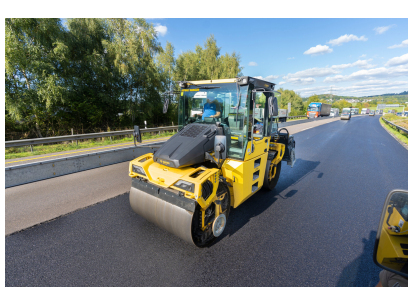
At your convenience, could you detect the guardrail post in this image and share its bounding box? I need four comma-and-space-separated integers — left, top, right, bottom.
30, 145, 33, 153
71, 129, 74, 143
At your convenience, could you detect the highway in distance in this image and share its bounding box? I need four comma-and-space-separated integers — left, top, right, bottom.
5, 116, 407, 286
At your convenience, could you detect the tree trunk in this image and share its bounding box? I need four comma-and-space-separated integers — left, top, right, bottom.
35, 122, 43, 138
33, 114, 43, 138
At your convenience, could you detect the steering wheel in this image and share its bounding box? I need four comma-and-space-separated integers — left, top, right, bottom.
278, 127, 289, 139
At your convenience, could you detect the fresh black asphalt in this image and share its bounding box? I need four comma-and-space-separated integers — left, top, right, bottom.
5, 116, 408, 286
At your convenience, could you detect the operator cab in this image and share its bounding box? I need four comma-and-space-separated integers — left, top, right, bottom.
177, 77, 279, 160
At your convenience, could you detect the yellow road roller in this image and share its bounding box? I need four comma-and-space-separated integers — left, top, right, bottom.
128, 76, 296, 247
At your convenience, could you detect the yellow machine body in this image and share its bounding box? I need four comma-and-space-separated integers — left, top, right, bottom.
376, 204, 408, 272
129, 139, 285, 210
128, 77, 292, 246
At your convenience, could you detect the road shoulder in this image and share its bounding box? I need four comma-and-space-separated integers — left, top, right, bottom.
379, 118, 408, 150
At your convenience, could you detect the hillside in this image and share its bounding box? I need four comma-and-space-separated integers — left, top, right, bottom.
302, 91, 408, 103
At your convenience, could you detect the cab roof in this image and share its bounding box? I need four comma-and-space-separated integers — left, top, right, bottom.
187, 76, 276, 90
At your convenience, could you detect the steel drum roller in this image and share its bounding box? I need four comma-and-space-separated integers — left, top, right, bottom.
129, 186, 195, 245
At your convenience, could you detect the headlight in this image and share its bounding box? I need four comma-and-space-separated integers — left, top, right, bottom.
174, 180, 195, 193
132, 165, 146, 176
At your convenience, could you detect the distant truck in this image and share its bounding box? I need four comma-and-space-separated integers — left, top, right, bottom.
307, 102, 332, 118
350, 108, 359, 115
330, 108, 339, 117
361, 108, 368, 114
278, 109, 288, 122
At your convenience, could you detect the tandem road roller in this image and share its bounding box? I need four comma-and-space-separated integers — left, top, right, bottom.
128, 76, 296, 247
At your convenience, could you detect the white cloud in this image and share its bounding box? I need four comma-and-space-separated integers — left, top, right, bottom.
332, 59, 375, 69
374, 25, 395, 34
278, 81, 286, 85
385, 54, 408, 66
254, 75, 279, 82
284, 67, 339, 79
303, 45, 333, 56
154, 24, 167, 36
287, 57, 295, 60
388, 39, 408, 49
248, 62, 258, 66
283, 59, 373, 82
287, 77, 316, 85
328, 34, 368, 46
360, 54, 367, 58
324, 64, 408, 83
264, 75, 279, 82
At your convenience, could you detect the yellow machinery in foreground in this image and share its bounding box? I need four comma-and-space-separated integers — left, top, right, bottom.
374, 190, 408, 278
128, 77, 296, 247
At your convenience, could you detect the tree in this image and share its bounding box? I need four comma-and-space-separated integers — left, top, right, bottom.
174, 34, 242, 81
332, 99, 352, 111
5, 18, 67, 137
278, 88, 304, 115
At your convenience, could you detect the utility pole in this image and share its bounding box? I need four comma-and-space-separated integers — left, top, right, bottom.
330, 86, 333, 104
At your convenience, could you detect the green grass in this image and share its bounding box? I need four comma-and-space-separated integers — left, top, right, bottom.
380, 117, 408, 146
286, 116, 308, 121
5, 131, 176, 160
382, 114, 408, 130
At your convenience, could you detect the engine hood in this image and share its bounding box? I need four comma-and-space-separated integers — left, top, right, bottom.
153, 123, 218, 168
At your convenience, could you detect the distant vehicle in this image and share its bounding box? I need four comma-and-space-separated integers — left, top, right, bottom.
403, 111, 408, 117
361, 108, 368, 114
307, 102, 332, 119
379, 109, 383, 115
341, 108, 351, 120
369, 111, 375, 116
396, 112, 403, 117
330, 108, 339, 117
388, 109, 396, 114
376, 110, 380, 114
278, 109, 288, 122
351, 108, 359, 115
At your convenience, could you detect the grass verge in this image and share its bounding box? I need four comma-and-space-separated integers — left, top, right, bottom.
380, 117, 408, 147
5, 131, 176, 160
286, 117, 308, 121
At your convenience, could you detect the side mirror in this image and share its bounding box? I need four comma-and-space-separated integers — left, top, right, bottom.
268, 97, 274, 117
373, 190, 408, 278
272, 97, 278, 117
163, 98, 169, 114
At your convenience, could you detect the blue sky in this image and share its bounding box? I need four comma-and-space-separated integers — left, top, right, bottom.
149, 18, 408, 97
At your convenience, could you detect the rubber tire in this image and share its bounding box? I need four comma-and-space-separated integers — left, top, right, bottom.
263, 160, 282, 191
191, 183, 231, 247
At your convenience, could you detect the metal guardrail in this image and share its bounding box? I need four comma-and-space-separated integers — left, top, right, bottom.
382, 117, 408, 134
5, 126, 179, 148
4, 115, 332, 149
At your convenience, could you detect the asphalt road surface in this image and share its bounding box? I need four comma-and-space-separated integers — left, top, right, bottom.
5, 116, 407, 286
5, 117, 339, 235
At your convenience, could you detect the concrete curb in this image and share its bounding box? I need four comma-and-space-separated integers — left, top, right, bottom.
5, 142, 164, 188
